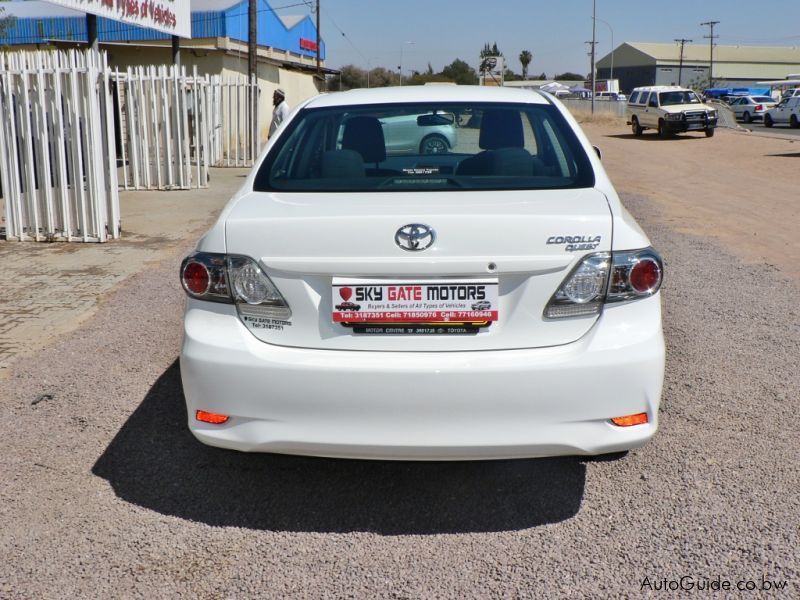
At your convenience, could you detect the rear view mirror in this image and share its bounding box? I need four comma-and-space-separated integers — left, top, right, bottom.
417, 113, 455, 126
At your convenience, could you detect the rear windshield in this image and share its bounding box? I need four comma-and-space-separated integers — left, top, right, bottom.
751, 96, 774, 103
253, 102, 595, 192
659, 91, 701, 106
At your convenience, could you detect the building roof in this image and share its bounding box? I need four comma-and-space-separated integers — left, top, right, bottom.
625, 42, 800, 64
0, 0, 325, 60
598, 42, 800, 81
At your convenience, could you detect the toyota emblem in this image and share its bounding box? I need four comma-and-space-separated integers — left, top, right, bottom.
395, 224, 435, 251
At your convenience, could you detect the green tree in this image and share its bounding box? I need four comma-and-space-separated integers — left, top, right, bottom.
554, 72, 585, 81
504, 69, 522, 82
480, 42, 503, 58
0, 1, 17, 40
441, 59, 478, 85
339, 64, 368, 90
536, 72, 548, 80
519, 50, 532, 80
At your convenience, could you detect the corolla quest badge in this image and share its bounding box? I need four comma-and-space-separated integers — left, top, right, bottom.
395, 224, 436, 251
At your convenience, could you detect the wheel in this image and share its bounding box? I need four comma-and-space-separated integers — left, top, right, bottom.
631, 116, 643, 136
764, 114, 773, 128
419, 134, 449, 154
704, 128, 715, 138
657, 120, 669, 139
743, 111, 752, 123
790, 115, 799, 129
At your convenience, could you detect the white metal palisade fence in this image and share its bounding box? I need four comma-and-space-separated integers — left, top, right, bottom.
0, 49, 259, 242
111, 68, 258, 192
0, 49, 120, 242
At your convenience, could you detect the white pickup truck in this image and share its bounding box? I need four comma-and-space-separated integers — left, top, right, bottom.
626, 86, 718, 138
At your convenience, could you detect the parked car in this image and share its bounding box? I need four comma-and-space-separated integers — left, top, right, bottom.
626, 86, 717, 138
763, 96, 800, 128
180, 86, 665, 460
380, 112, 458, 155
728, 95, 777, 123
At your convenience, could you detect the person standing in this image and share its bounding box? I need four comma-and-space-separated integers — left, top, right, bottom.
269, 88, 289, 138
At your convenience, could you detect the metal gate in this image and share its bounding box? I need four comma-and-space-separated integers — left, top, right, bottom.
0, 49, 120, 242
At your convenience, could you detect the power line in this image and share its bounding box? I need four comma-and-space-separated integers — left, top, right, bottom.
674, 38, 692, 86
701, 21, 720, 87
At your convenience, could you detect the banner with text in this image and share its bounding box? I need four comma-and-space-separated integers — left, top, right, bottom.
43, 0, 191, 38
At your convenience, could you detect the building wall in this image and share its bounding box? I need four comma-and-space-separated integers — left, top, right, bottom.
98, 45, 319, 146
220, 55, 320, 145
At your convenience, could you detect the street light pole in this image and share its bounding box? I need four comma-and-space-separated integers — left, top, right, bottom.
399, 41, 414, 87
591, 0, 596, 114
594, 16, 614, 83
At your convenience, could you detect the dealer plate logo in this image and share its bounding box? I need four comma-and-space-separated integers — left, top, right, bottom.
395, 224, 435, 252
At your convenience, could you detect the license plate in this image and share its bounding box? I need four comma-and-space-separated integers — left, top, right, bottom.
332, 278, 499, 325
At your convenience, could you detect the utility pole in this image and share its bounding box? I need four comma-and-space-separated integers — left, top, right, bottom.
674, 38, 692, 86
590, 0, 596, 114
249, 0, 258, 152
700, 21, 719, 88
585, 40, 598, 112
316, 0, 321, 79
86, 14, 98, 51
172, 35, 180, 68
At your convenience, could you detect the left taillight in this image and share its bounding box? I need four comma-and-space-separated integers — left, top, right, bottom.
180, 253, 231, 302
180, 253, 292, 319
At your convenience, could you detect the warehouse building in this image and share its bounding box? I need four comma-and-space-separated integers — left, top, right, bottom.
0, 0, 335, 143
597, 42, 800, 92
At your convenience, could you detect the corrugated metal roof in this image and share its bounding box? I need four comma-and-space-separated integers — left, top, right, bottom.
627, 42, 800, 64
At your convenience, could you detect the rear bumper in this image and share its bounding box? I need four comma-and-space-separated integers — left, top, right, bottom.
180, 296, 665, 460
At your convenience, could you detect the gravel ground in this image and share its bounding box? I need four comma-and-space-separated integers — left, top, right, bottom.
1, 198, 798, 595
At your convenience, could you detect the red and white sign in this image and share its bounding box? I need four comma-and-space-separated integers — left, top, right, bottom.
332, 279, 499, 324
299, 37, 318, 52
43, 0, 191, 38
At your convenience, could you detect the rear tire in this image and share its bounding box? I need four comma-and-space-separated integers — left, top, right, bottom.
743, 111, 752, 123
790, 115, 799, 129
419, 134, 449, 154
631, 116, 643, 136
764, 114, 774, 128
704, 128, 715, 138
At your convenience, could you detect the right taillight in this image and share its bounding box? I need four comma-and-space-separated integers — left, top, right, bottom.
545, 248, 663, 319
606, 248, 663, 302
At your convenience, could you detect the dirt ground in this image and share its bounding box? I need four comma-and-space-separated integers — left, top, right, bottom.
1, 123, 799, 598
580, 121, 800, 281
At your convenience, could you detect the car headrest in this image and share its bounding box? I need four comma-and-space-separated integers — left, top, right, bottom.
479, 110, 524, 150
488, 147, 533, 176
342, 116, 387, 164
320, 149, 365, 178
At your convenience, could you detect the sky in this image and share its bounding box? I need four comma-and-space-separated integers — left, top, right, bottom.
275, 0, 800, 77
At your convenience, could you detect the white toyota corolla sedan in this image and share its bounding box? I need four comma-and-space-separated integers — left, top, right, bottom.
179, 85, 665, 460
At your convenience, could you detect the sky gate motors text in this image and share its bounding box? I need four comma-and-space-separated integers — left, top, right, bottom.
355, 285, 488, 302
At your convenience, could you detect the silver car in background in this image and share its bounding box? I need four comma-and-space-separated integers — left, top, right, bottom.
379, 113, 458, 155
728, 96, 777, 123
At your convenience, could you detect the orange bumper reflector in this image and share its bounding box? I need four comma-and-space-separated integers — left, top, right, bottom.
196, 410, 230, 425
611, 412, 649, 427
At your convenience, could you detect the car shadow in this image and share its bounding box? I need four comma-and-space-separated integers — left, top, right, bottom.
92, 361, 589, 534
766, 152, 800, 158
605, 133, 703, 141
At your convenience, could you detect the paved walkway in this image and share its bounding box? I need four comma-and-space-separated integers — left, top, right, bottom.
0, 168, 248, 375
